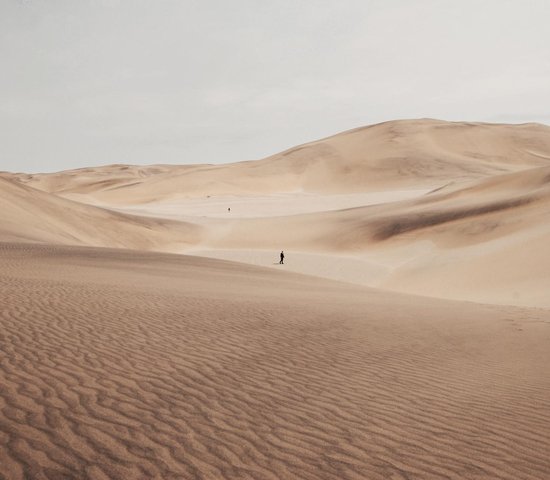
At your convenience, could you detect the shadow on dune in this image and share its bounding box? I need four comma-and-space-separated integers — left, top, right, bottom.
372, 195, 537, 240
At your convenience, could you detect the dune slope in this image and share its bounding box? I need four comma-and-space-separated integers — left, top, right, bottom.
0, 176, 201, 250
187, 165, 550, 306
1, 243, 549, 479
8, 119, 550, 203
4, 136, 550, 307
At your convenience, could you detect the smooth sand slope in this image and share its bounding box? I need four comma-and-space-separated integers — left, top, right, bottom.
186, 165, 550, 306
9, 119, 550, 204
0, 175, 201, 250
1, 243, 550, 479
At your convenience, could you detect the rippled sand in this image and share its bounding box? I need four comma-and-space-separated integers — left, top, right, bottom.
1, 243, 549, 479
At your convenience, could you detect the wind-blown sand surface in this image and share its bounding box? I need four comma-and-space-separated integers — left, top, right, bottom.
1, 243, 550, 479
2, 119, 550, 478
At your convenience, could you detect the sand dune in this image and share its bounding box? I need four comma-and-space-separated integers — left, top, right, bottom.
2, 119, 550, 478
1, 242, 549, 479
3, 120, 550, 306
159, 165, 548, 306
8, 119, 550, 205
0, 175, 201, 250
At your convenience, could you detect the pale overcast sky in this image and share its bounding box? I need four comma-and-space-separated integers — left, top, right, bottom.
1, 0, 549, 172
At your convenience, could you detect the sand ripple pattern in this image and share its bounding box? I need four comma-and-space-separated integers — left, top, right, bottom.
1, 243, 549, 479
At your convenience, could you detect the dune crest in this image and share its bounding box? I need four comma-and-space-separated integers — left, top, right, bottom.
7, 119, 550, 204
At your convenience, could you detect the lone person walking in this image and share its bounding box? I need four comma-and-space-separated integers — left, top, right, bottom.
279, 251, 284, 264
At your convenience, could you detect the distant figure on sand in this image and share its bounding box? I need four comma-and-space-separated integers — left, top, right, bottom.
279, 251, 284, 264
228, 207, 230, 213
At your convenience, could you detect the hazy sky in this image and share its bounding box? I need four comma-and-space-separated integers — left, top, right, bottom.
1, 0, 549, 172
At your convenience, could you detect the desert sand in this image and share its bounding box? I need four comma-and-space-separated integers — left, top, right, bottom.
1, 119, 550, 478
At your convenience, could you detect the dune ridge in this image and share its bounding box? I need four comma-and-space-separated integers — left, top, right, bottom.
7, 119, 550, 204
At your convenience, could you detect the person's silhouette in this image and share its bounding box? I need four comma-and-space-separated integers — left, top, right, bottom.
279, 251, 284, 264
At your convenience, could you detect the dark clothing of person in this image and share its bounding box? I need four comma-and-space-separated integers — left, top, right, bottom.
279, 251, 284, 264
